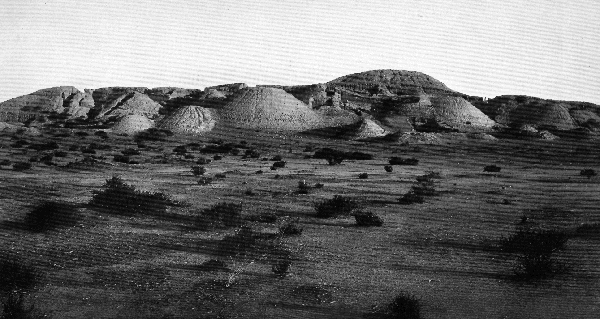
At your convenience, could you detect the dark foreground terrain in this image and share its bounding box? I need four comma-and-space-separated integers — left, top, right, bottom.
0, 126, 599, 319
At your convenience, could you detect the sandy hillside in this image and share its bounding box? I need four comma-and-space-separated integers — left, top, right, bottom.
111, 114, 154, 134
157, 105, 216, 134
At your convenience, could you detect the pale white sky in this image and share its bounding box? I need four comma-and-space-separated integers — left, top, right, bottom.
1, 0, 599, 103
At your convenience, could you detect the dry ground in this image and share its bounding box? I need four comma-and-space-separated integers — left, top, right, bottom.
0, 126, 599, 318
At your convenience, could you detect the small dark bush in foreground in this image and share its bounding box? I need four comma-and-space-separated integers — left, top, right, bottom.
384, 165, 393, 172
389, 157, 419, 166
10, 140, 29, 148
278, 219, 303, 236
90, 176, 177, 216
246, 212, 278, 223
358, 173, 369, 179
0, 256, 38, 293
195, 202, 244, 230
398, 192, 424, 205
484, 165, 501, 172
24, 201, 80, 232
121, 148, 141, 156
196, 157, 212, 165
191, 166, 206, 176
75, 131, 89, 137
271, 155, 283, 161
53, 150, 68, 157
94, 130, 108, 139
580, 169, 597, 178
314, 195, 359, 218
198, 259, 229, 272
313, 148, 373, 161
1, 291, 47, 319
173, 145, 187, 154
326, 156, 344, 165
387, 292, 422, 319
500, 227, 569, 279
314, 183, 324, 189
272, 161, 286, 169
0, 159, 11, 166
297, 180, 310, 194
213, 155, 223, 161
12, 162, 32, 171
28, 141, 59, 151
291, 285, 333, 304
353, 211, 383, 227
113, 155, 130, 164
215, 226, 257, 260
215, 173, 226, 179
197, 176, 213, 186
416, 171, 441, 182
272, 259, 291, 278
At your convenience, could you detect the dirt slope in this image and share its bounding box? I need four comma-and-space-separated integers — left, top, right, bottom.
111, 114, 154, 133
157, 105, 216, 134
328, 69, 455, 95
0, 86, 92, 122
94, 92, 162, 120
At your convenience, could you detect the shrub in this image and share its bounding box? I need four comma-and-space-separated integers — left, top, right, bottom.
75, 131, 89, 137
484, 165, 501, 172
245, 149, 261, 159
215, 173, 226, 179
191, 166, 206, 176
213, 155, 223, 161
345, 151, 373, 160
135, 128, 173, 141
1, 291, 46, 319
411, 181, 436, 197
271, 155, 283, 161
0, 159, 11, 166
244, 189, 255, 196
28, 141, 59, 151
255, 170, 263, 174
580, 169, 597, 178
278, 220, 303, 236
12, 162, 32, 171
314, 183, 324, 189
10, 140, 29, 148
28, 157, 39, 163
297, 180, 310, 194
113, 155, 130, 164
173, 145, 187, 154
353, 211, 383, 227
416, 171, 441, 182
136, 142, 147, 149
68, 145, 80, 152
271, 259, 291, 278
39, 154, 53, 163
326, 156, 344, 165
384, 165, 393, 172
198, 259, 229, 272
389, 157, 419, 165
0, 256, 38, 293
94, 130, 108, 138
89, 176, 177, 216
214, 226, 256, 260
500, 228, 569, 279
81, 147, 96, 154
24, 201, 80, 232
53, 150, 68, 157
121, 148, 141, 156
196, 157, 212, 165
314, 195, 359, 218
272, 161, 286, 169
386, 292, 422, 319
197, 176, 213, 186
358, 173, 369, 179
398, 192, 424, 205
195, 202, 244, 230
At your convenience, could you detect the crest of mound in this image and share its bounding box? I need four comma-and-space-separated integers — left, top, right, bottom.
0, 86, 92, 122
349, 119, 387, 139
157, 105, 216, 133
218, 87, 323, 131
96, 92, 161, 120
328, 70, 454, 95
430, 96, 495, 128
111, 114, 154, 133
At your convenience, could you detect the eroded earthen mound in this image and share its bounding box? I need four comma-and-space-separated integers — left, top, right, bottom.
95, 92, 162, 120
430, 96, 495, 128
218, 87, 323, 131
111, 114, 154, 133
328, 69, 454, 95
157, 105, 216, 134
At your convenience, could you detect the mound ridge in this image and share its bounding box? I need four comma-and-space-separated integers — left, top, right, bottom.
111, 114, 154, 133
157, 105, 216, 134
430, 96, 495, 128
218, 87, 323, 131
328, 69, 454, 95
94, 92, 162, 120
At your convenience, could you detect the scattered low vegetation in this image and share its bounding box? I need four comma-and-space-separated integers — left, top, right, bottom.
314, 148, 373, 162
191, 165, 206, 176
500, 226, 569, 279
24, 201, 80, 232
246, 212, 278, 223
358, 172, 369, 179
368, 292, 422, 319
196, 157, 212, 165
195, 202, 244, 230
121, 148, 141, 156
278, 219, 303, 236
12, 162, 32, 171
389, 157, 419, 165
384, 165, 393, 172
314, 195, 360, 218
1, 291, 47, 319
197, 176, 214, 186
580, 169, 597, 178
484, 165, 501, 172
297, 180, 310, 194
353, 211, 383, 227
89, 176, 179, 216
0, 255, 38, 293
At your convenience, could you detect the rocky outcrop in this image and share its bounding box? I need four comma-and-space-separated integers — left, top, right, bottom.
92, 91, 161, 120
0, 86, 92, 122
157, 105, 216, 134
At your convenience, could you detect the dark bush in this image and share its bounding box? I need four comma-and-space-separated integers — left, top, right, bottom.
121, 148, 141, 156
271, 155, 283, 161
580, 169, 597, 178
358, 173, 369, 179
272, 259, 291, 278
89, 176, 177, 216
173, 145, 187, 154
195, 202, 244, 230
389, 157, 419, 165
484, 165, 501, 172
353, 211, 383, 227
0, 159, 11, 166
313, 148, 346, 160
213, 155, 223, 161
87, 142, 111, 150
384, 165, 393, 172
24, 201, 80, 232
68, 145, 80, 152
215, 173, 226, 179
39, 154, 53, 163
28, 142, 59, 151
500, 228, 569, 279
198, 259, 229, 272
28, 157, 38, 163
75, 131, 89, 137
113, 155, 130, 164
197, 176, 213, 186
245, 149, 261, 159
314, 195, 359, 218
214, 226, 257, 260
10, 140, 29, 148
94, 130, 108, 138
297, 180, 310, 194
244, 189, 255, 196
191, 166, 206, 176
53, 150, 68, 157
255, 170, 263, 174
411, 181, 436, 197
200, 143, 235, 154
416, 171, 441, 182
135, 128, 173, 141
314, 183, 324, 189
326, 156, 344, 165
1, 291, 46, 319
398, 192, 424, 205
0, 256, 38, 293
12, 162, 32, 171
387, 292, 422, 319
346, 151, 373, 160
136, 142, 147, 149
196, 157, 212, 165
278, 220, 303, 236
272, 161, 286, 169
